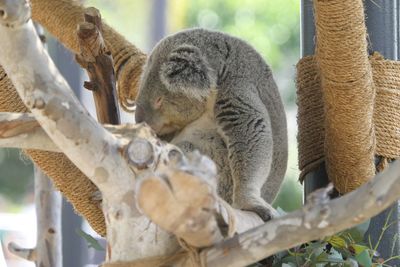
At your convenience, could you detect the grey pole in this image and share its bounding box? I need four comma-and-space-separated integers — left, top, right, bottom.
364, 2, 400, 264
301, 0, 400, 264
149, 0, 167, 49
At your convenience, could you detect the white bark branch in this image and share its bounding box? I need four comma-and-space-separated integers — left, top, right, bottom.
0, 1, 172, 261
0, 2, 132, 200
200, 160, 400, 267
35, 167, 62, 267
8, 242, 36, 262
0, 241, 7, 267
0, 112, 60, 152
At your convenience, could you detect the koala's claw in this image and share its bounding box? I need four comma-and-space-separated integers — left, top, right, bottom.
245, 205, 275, 221
233, 198, 277, 222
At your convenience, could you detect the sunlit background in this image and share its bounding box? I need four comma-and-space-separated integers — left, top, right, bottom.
0, 1, 301, 266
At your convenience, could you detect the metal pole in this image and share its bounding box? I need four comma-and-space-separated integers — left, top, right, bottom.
149, 0, 167, 49
301, 0, 400, 264
301, 0, 331, 198
364, 2, 400, 264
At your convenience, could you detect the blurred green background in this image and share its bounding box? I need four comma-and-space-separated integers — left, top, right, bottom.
0, 0, 302, 213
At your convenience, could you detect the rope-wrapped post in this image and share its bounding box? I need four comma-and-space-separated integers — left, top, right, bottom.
314, 0, 376, 193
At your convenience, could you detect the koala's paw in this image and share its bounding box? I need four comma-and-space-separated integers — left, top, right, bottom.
233, 197, 277, 222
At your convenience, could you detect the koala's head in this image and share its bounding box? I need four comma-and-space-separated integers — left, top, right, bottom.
135, 37, 216, 137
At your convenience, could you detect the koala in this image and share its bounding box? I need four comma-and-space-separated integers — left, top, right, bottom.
135, 28, 288, 221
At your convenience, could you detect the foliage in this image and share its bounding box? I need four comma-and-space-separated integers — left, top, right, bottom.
76, 228, 104, 251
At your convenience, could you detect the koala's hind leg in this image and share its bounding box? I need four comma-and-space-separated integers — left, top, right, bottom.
215, 86, 277, 221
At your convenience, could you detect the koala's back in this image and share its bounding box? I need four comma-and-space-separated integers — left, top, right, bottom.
166, 29, 288, 203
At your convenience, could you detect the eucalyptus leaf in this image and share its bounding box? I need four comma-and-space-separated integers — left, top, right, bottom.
76, 228, 105, 251
344, 258, 359, 267
342, 220, 370, 243
327, 248, 344, 261
355, 250, 372, 267
349, 244, 368, 255
326, 235, 347, 249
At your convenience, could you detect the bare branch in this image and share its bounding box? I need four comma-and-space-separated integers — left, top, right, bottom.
0, 112, 60, 151
201, 160, 400, 267
0, 0, 132, 202
8, 242, 36, 262
76, 7, 120, 125
35, 167, 62, 267
0, 2, 162, 262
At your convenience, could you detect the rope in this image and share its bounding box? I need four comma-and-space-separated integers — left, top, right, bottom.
296, 54, 400, 190
296, 56, 325, 180
31, 0, 147, 110
313, 0, 376, 193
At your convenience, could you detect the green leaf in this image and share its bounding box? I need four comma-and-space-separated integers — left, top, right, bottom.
349, 244, 369, 255
316, 251, 329, 262
355, 250, 372, 267
328, 248, 344, 262
281, 255, 305, 266
326, 235, 347, 249
342, 220, 371, 243
344, 258, 359, 267
287, 249, 304, 257
75, 228, 105, 251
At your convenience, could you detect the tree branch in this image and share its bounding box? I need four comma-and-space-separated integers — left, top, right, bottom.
0, 112, 60, 151
0, 1, 164, 262
34, 167, 62, 267
8, 242, 36, 262
201, 160, 400, 267
76, 7, 120, 125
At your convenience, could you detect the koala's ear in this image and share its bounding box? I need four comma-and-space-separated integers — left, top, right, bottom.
160, 44, 216, 100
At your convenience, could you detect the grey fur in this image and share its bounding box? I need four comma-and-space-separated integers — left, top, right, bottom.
135, 28, 288, 221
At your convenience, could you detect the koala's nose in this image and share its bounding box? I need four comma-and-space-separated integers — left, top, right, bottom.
135, 104, 145, 123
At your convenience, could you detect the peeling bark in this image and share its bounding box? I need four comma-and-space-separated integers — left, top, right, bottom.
76, 7, 120, 125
